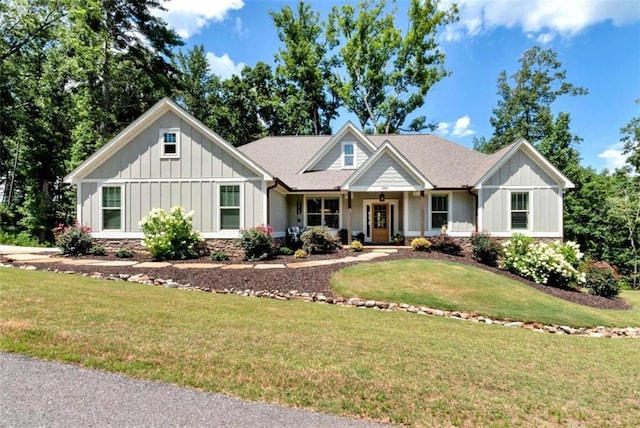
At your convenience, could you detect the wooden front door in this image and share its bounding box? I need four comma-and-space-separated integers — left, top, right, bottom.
372, 203, 389, 243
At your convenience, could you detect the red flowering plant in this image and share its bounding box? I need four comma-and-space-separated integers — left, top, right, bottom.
53, 220, 93, 256
238, 224, 275, 261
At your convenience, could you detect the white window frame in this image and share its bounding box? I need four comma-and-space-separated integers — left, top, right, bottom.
342, 141, 357, 169
304, 195, 342, 230
218, 183, 243, 231
429, 192, 451, 231
99, 184, 124, 231
509, 190, 531, 231
160, 128, 180, 159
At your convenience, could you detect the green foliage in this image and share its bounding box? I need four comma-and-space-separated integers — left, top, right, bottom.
238, 224, 275, 262
429, 234, 462, 256
278, 246, 294, 256
210, 251, 230, 262
411, 237, 431, 252
621, 99, 640, 173
89, 246, 106, 256
503, 235, 585, 289
471, 232, 503, 267
300, 226, 340, 254
584, 261, 621, 298
53, 222, 93, 256
115, 249, 134, 259
326, 0, 457, 133
139, 206, 203, 261
349, 240, 364, 252
393, 234, 404, 245
0, 229, 41, 247
294, 248, 308, 259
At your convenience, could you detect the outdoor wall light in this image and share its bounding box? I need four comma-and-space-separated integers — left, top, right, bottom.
379, 193, 385, 202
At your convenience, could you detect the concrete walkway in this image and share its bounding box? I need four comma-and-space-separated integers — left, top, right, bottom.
0, 245, 399, 270
0, 352, 388, 428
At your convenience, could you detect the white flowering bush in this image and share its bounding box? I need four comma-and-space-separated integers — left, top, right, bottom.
139, 206, 202, 260
502, 234, 585, 289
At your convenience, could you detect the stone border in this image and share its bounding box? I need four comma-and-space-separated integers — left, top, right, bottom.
5, 263, 638, 339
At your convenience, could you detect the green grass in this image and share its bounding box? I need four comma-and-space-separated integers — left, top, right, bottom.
1, 268, 640, 426
331, 259, 640, 328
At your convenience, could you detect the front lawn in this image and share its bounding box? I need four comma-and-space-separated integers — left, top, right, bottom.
1, 268, 639, 426
331, 259, 640, 327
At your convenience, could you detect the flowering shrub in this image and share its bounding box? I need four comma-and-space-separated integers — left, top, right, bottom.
502, 234, 585, 289
53, 221, 93, 256
301, 226, 340, 254
411, 237, 431, 252
584, 261, 621, 298
350, 240, 364, 252
294, 248, 307, 258
139, 206, 202, 260
471, 232, 502, 267
239, 224, 274, 261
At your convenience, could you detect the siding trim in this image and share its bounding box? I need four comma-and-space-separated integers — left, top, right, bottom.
77, 177, 263, 184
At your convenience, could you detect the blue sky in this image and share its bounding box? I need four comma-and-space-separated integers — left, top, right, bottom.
156, 0, 640, 172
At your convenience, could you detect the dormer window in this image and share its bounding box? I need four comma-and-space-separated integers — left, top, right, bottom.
342, 142, 356, 168
160, 128, 180, 158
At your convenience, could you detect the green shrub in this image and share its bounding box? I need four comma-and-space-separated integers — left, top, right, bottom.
239, 224, 274, 261
115, 249, 133, 258
0, 230, 41, 247
53, 222, 93, 256
430, 234, 462, 256
393, 234, 405, 245
278, 246, 294, 256
471, 232, 502, 267
411, 237, 431, 252
89, 246, 106, 256
350, 240, 364, 252
210, 251, 229, 261
301, 226, 340, 254
584, 261, 621, 298
139, 206, 202, 260
294, 249, 307, 259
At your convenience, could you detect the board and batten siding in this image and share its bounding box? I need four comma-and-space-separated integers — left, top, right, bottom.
312, 138, 372, 171
486, 149, 556, 187
406, 191, 474, 235
86, 111, 255, 180
350, 153, 421, 189
78, 180, 266, 235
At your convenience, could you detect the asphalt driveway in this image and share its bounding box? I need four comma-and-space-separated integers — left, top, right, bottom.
0, 352, 388, 428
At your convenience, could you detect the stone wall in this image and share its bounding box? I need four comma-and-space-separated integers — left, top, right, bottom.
94, 238, 245, 257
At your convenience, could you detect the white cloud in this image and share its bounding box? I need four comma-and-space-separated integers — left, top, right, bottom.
598, 148, 629, 171
157, 0, 244, 39
452, 115, 476, 137
440, 0, 640, 42
206, 52, 245, 80
436, 116, 476, 138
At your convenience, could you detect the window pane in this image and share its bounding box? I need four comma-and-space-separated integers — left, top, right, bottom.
344, 144, 354, 155
220, 185, 240, 207
164, 144, 177, 155
164, 133, 176, 143
103, 209, 121, 229
432, 212, 448, 229
325, 214, 339, 229
512, 212, 528, 229
102, 187, 121, 208
511, 193, 528, 211
221, 208, 240, 229
432, 195, 447, 212
307, 198, 321, 214
344, 155, 354, 167
324, 198, 339, 214
307, 213, 322, 226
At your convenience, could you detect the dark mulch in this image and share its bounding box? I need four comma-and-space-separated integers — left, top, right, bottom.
6, 249, 630, 310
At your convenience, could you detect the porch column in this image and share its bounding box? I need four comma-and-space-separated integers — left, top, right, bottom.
347, 191, 352, 245
420, 190, 425, 237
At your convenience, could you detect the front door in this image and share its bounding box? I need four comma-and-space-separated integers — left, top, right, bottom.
372, 203, 389, 243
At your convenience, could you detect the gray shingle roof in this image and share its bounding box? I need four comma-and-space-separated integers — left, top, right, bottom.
238, 133, 517, 190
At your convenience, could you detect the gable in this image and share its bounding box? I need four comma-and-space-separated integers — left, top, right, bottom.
64, 98, 271, 183
485, 148, 557, 187
349, 152, 421, 189
311, 135, 373, 171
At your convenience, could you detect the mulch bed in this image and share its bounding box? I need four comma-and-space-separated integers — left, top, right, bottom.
6, 249, 630, 310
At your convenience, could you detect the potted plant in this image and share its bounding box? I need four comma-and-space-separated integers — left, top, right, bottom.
393, 233, 405, 246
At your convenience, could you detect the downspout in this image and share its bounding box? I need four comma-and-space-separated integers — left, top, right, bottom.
467, 186, 478, 233
266, 180, 279, 226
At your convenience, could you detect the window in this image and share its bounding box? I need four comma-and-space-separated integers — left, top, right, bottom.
511, 192, 529, 230
431, 195, 448, 229
220, 185, 240, 230
160, 128, 180, 158
342, 142, 355, 168
101, 186, 122, 230
306, 197, 340, 228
